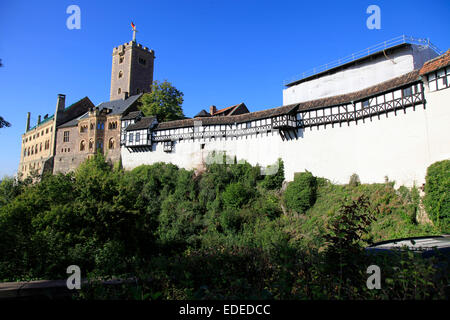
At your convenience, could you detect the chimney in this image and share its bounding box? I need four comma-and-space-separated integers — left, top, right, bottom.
210, 105, 217, 115
57, 94, 66, 112
54, 93, 66, 126
26, 112, 30, 132
37, 115, 41, 125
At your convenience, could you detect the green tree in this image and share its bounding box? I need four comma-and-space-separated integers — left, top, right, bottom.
0, 59, 8, 129
284, 171, 317, 214
138, 80, 185, 122
424, 160, 450, 232
0, 116, 10, 128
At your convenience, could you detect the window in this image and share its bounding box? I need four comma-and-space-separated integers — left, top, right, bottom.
118, 71, 123, 79
97, 122, 104, 130
40, 143, 42, 152
362, 99, 369, 108
46, 128, 49, 134
129, 133, 134, 142
80, 140, 86, 151
428, 67, 450, 92
89, 139, 93, 150
118, 88, 122, 94
201, 143, 205, 150
96, 140, 103, 152
63, 131, 70, 142
109, 122, 117, 130
402, 87, 412, 97
119, 56, 124, 64
138, 57, 146, 65
109, 138, 115, 149
136, 132, 140, 142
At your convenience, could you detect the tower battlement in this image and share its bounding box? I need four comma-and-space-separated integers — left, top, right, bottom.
112, 41, 154, 55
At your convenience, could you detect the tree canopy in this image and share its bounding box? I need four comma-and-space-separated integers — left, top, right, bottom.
138, 80, 185, 122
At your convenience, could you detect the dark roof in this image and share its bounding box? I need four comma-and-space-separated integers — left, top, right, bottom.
419, 49, 450, 75
194, 109, 211, 118
29, 96, 94, 131
58, 112, 87, 128
126, 116, 157, 131
155, 70, 420, 130
122, 110, 143, 120
95, 94, 142, 115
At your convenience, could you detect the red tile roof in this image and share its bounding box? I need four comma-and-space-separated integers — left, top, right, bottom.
420, 49, 450, 75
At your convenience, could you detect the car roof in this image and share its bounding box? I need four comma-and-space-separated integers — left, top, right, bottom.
367, 235, 450, 251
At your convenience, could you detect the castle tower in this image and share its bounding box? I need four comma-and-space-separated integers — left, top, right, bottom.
110, 25, 155, 101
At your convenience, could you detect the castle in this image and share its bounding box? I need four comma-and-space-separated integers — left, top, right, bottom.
18, 34, 450, 187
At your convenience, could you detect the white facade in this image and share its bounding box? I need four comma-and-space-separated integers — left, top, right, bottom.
283, 44, 437, 105
121, 65, 450, 188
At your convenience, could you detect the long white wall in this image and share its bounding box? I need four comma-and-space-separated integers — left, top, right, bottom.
121, 84, 449, 187
283, 45, 437, 105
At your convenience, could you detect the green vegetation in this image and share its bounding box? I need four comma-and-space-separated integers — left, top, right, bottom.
138, 80, 185, 122
424, 160, 450, 232
0, 155, 448, 299
284, 171, 317, 214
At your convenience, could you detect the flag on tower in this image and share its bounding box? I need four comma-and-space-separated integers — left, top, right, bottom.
131, 22, 136, 30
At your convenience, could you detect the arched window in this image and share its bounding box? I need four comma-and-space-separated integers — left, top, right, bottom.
118, 71, 123, 79
118, 88, 122, 94
80, 140, 86, 151
89, 139, 94, 150
109, 138, 115, 150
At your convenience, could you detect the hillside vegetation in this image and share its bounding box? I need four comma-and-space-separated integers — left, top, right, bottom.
0, 155, 448, 299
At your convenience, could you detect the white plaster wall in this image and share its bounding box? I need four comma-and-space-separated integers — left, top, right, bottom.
283, 45, 438, 105
122, 85, 449, 187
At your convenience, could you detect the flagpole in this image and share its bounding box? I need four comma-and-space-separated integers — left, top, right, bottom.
131, 22, 137, 43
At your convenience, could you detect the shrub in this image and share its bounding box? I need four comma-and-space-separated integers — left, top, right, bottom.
222, 182, 253, 210
284, 171, 317, 214
423, 160, 450, 232
261, 158, 285, 190
348, 173, 361, 187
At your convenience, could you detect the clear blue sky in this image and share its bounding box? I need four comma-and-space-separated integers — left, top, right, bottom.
0, 0, 449, 177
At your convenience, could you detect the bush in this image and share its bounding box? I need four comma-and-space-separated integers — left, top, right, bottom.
260, 158, 285, 190
424, 160, 450, 232
284, 171, 317, 214
222, 182, 253, 210
349, 173, 361, 187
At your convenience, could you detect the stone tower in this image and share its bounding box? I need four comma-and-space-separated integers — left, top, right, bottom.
110, 38, 155, 101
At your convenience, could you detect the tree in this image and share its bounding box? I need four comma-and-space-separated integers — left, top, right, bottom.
138, 80, 185, 122
284, 171, 317, 214
0, 117, 11, 128
0, 60, 9, 129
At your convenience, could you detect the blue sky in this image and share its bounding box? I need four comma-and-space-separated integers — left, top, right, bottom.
0, 0, 449, 177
